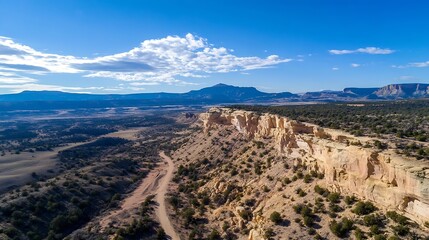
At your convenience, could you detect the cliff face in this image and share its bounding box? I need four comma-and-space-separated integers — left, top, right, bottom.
375, 83, 429, 98
200, 107, 429, 224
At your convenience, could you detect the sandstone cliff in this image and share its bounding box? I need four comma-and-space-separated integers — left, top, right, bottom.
200, 107, 429, 225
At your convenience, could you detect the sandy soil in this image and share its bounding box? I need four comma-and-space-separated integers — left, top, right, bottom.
98, 151, 180, 240
157, 152, 180, 240
98, 164, 165, 231
0, 128, 145, 192
0, 142, 83, 192
103, 127, 146, 141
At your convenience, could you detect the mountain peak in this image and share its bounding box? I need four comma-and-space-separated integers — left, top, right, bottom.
212, 83, 232, 87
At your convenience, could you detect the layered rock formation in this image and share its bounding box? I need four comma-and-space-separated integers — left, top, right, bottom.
375, 83, 429, 98
200, 107, 429, 225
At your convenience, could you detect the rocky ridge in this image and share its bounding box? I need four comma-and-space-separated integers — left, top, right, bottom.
200, 107, 429, 226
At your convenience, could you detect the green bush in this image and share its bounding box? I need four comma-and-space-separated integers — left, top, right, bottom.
208, 229, 221, 240
354, 228, 365, 240
181, 208, 195, 225
363, 214, 384, 227
269, 211, 282, 224
352, 201, 377, 215
345, 195, 357, 205
303, 216, 314, 227
391, 224, 410, 236
239, 209, 253, 221
373, 234, 387, 240
264, 228, 275, 239
327, 192, 341, 203
314, 185, 329, 196
370, 225, 380, 235
295, 188, 307, 197
386, 211, 409, 225
303, 174, 312, 183
329, 218, 354, 238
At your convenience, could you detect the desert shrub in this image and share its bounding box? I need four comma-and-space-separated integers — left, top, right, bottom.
391, 224, 410, 236
307, 227, 316, 235
264, 228, 275, 239
363, 214, 384, 227
354, 228, 365, 240
386, 211, 409, 225
345, 195, 357, 205
370, 225, 381, 235
303, 216, 314, 227
329, 203, 343, 213
303, 174, 312, 183
157, 228, 166, 240
269, 211, 282, 224
373, 234, 387, 240
314, 185, 329, 196
168, 195, 181, 209
295, 188, 306, 197
352, 201, 377, 215
329, 218, 354, 238
254, 161, 263, 175
181, 208, 195, 225
239, 209, 253, 221
388, 236, 401, 240
327, 192, 341, 203
208, 229, 221, 240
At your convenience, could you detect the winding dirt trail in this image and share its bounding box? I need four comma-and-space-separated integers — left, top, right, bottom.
157, 152, 180, 240
99, 151, 179, 239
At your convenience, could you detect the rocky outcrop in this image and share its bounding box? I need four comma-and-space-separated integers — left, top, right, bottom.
375, 83, 429, 98
200, 107, 429, 225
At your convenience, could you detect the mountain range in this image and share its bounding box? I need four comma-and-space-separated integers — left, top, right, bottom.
0, 83, 428, 110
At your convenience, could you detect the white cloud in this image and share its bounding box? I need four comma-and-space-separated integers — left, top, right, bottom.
329, 50, 354, 55
395, 61, 429, 68
0, 72, 37, 84
329, 47, 395, 55
332, 67, 339, 71
351, 63, 360, 67
0, 83, 104, 93
129, 82, 160, 86
398, 75, 414, 80
0, 34, 291, 87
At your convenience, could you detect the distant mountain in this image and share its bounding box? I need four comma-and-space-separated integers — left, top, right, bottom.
343, 87, 379, 97
301, 90, 356, 100
0, 83, 297, 103
374, 83, 429, 98
0, 83, 428, 111
0, 91, 179, 102
183, 83, 268, 101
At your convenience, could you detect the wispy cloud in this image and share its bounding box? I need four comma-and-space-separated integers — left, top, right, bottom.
393, 60, 429, 68
332, 67, 339, 71
351, 63, 360, 67
0, 34, 291, 87
329, 47, 395, 55
0, 83, 105, 93
0, 72, 37, 84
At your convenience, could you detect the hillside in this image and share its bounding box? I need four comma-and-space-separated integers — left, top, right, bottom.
161, 107, 429, 239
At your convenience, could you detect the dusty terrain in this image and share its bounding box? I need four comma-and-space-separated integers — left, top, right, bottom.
157, 152, 181, 240
0, 112, 192, 240
0, 128, 146, 192
97, 151, 179, 240
164, 108, 429, 240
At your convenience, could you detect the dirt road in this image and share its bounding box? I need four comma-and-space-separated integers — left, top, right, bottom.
157, 152, 180, 240
99, 151, 180, 239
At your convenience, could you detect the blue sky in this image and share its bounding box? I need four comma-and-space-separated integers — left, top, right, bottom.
0, 0, 428, 94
